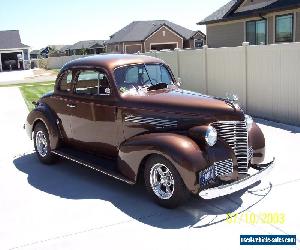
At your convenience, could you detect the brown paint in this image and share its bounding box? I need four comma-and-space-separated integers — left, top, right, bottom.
25, 54, 266, 194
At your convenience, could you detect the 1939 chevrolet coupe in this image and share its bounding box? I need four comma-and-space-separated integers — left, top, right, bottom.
25, 54, 274, 208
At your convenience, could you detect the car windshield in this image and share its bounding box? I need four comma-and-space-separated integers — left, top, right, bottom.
114, 64, 174, 95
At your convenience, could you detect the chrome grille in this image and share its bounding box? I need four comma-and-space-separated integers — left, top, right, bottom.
212, 121, 249, 174
214, 159, 233, 176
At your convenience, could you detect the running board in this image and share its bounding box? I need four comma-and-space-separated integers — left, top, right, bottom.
52, 148, 135, 185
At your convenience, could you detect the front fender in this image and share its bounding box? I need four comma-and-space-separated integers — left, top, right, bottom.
26, 103, 60, 150
118, 133, 210, 193
248, 122, 265, 165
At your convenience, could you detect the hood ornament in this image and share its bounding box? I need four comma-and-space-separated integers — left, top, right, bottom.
226, 93, 239, 103
225, 93, 240, 111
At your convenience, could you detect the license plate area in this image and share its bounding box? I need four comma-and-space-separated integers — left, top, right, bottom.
199, 165, 216, 188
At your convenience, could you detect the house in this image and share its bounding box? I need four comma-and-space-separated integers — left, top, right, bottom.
65, 40, 107, 56
37, 45, 71, 58
198, 0, 300, 48
107, 20, 206, 54
0, 30, 30, 71
30, 50, 40, 59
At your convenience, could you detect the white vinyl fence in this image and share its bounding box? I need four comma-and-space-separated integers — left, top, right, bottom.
145, 43, 300, 126
46, 43, 300, 126
46, 55, 90, 69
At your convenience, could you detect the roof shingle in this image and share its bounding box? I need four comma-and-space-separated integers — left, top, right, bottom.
0, 30, 29, 50
198, 0, 300, 25
108, 20, 196, 44
67, 40, 106, 50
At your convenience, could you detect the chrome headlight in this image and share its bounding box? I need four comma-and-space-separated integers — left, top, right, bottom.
245, 114, 253, 131
205, 126, 217, 146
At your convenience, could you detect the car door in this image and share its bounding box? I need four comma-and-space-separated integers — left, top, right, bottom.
45, 70, 74, 144
68, 69, 119, 157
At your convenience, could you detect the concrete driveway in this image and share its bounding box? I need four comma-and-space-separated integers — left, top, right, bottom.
0, 87, 299, 250
0, 69, 57, 85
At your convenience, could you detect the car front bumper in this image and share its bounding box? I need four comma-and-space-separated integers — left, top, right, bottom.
199, 158, 275, 199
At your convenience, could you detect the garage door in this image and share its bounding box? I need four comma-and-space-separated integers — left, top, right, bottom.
125, 44, 142, 54
1, 52, 22, 71
150, 43, 177, 51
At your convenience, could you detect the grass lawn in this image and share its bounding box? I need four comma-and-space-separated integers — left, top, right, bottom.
51, 69, 61, 74
0, 81, 54, 88
0, 81, 55, 111
18, 82, 54, 111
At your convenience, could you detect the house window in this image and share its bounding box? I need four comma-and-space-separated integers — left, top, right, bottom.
115, 45, 119, 52
275, 14, 293, 43
162, 31, 166, 37
195, 39, 204, 48
246, 20, 266, 45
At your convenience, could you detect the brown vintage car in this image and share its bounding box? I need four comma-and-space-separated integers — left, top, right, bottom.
25, 54, 274, 208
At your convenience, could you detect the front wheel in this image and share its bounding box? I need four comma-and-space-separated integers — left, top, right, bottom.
144, 155, 190, 208
33, 122, 56, 164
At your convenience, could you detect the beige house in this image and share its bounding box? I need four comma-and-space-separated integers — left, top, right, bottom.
107, 20, 206, 54
198, 0, 300, 48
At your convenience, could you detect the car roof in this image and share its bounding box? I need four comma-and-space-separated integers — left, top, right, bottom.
60, 54, 165, 72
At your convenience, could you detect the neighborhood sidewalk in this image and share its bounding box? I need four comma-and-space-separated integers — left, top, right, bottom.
0, 69, 57, 85
0, 87, 299, 250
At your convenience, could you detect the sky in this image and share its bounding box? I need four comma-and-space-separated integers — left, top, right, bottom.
0, 0, 229, 49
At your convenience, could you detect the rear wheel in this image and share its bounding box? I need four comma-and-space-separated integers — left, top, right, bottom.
144, 155, 190, 208
33, 122, 55, 164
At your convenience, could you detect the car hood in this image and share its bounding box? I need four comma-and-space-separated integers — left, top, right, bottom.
122, 88, 245, 123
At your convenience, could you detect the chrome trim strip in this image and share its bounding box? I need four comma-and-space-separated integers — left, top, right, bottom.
199, 158, 275, 199
125, 115, 178, 128
52, 150, 134, 185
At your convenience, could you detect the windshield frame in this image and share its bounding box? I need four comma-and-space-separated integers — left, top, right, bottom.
113, 63, 176, 97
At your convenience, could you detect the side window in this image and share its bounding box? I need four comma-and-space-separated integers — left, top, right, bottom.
58, 71, 73, 92
75, 70, 110, 95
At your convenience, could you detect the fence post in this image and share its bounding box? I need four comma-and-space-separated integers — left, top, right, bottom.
203, 45, 208, 94
175, 48, 181, 78
242, 42, 249, 112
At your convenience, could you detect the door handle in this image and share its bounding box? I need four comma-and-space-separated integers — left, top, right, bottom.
67, 104, 76, 108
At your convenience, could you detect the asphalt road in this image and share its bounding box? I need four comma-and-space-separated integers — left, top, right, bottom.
0, 87, 299, 250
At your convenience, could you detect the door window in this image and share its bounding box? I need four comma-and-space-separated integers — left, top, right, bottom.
75, 70, 110, 95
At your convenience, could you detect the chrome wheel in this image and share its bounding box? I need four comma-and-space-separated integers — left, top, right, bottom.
35, 130, 48, 157
150, 163, 175, 200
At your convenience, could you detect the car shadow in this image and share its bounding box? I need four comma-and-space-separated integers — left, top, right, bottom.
256, 117, 300, 134
13, 153, 272, 229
